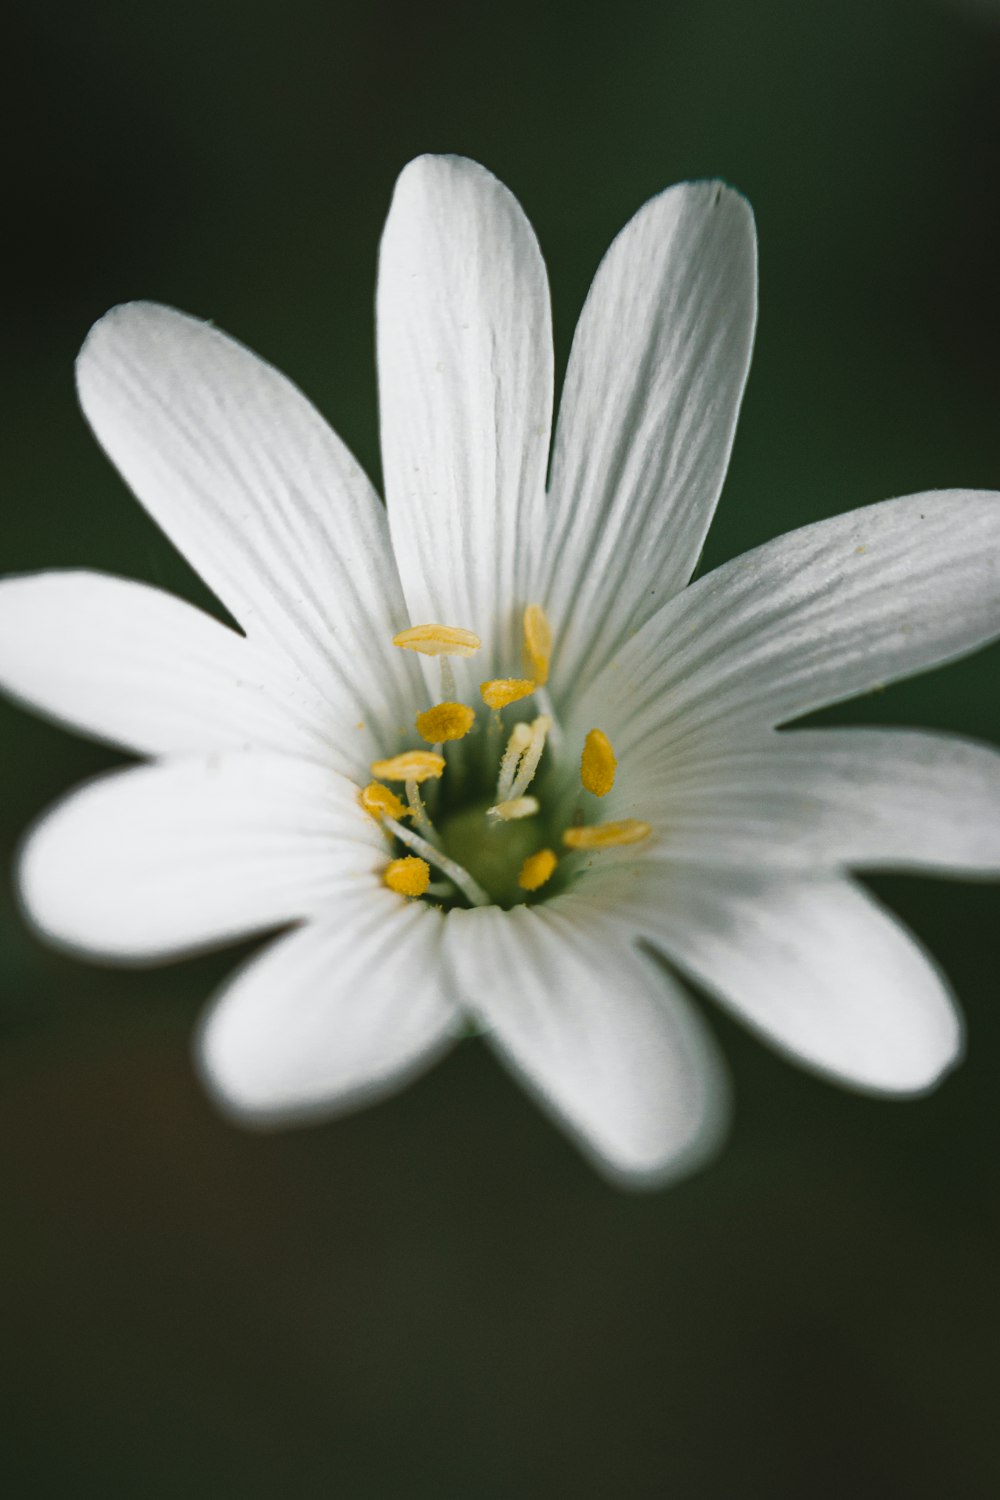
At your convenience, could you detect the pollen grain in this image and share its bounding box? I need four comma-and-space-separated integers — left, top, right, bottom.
523, 604, 552, 685
580, 729, 617, 797
481, 677, 536, 710
518, 848, 558, 892
415, 700, 476, 744
384, 856, 431, 897
359, 782, 409, 821
370, 750, 446, 783
562, 819, 651, 850
393, 624, 481, 658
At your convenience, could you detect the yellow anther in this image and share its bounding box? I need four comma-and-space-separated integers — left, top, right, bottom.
580, 728, 617, 798
415, 700, 476, 744
481, 677, 536, 710
370, 750, 446, 783
562, 819, 652, 850
393, 624, 481, 658
488, 796, 540, 822
384, 856, 431, 897
523, 604, 552, 685
518, 848, 558, 892
359, 781, 409, 821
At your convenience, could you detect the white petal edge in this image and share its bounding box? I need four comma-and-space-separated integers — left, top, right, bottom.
19, 755, 383, 961
576, 490, 1000, 761
377, 154, 553, 683
197, 892, 457, 1126
444, 899, 730, 1188
0, 571, 340, 761
588, 863, 963, 1095
541, 180, 757, 695
76, 301, 419, 746
631, 728, 1000, 876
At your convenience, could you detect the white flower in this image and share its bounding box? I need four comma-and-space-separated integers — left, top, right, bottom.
2, 154, 1000, 1189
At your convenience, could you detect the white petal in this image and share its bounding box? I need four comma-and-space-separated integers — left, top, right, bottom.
0, 571, 337, 760
197, 893, 456, 1124
593, 863, 962, 1094
20, 755, 383, 960
76, 302, 418, 747
541, 181, 756, 694
635, 728, 1000, 876
444, 900, 729, 1187
581, 491, 1000, 759
376, 155, 553, 681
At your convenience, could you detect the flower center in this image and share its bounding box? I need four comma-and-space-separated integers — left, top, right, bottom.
360, 606, 651, 909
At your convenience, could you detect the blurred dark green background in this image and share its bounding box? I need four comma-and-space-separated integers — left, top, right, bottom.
2, 0, 999, 1494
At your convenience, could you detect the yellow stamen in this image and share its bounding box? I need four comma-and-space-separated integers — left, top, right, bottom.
523, 604, 552, 685
415, 700, 476, 744
393, 624, 481, 658
384, 856, 431, 897
580, 728, 617, 798
487, 795, 540, 822
370, 750, 446, 783
359, 781, 409, 821
481, 677, 536, 711
518, 848, 558, 892
562, 819, 652, 850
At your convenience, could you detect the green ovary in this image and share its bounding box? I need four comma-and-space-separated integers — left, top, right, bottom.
439, 799, 545, 908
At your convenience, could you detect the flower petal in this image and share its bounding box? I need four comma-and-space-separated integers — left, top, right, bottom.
594, 863, 962, 1094
20, 755, 383, 960
581, 491, 1000, 758
376, 155, 553, 680
444, 900, 729, 1187
634, 728, 1000, 876
0, 571, 338, 760
197, 894, 456, 1125
76, 301, 417, 746
542, 181, 756, 693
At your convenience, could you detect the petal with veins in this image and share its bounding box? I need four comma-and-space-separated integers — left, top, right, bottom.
0, 570, 338, 761
197, 893, 456, 1125
542, 180, 756, 695
634, 728, 1000, 876
579, 490, 1000, 761
445, 900, 729, 1187
76, 301, 418, 745
589, 863, 962, 1095
377, 154, 553, 682
20, 755, 382, 960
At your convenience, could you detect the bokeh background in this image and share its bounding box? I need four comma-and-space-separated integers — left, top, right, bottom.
3, 0, 1000, 1494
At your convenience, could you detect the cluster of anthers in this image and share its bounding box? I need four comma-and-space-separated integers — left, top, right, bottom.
358, 605, 652, 908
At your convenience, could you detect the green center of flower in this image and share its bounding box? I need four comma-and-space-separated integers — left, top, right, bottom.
359, 608, 651, 910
